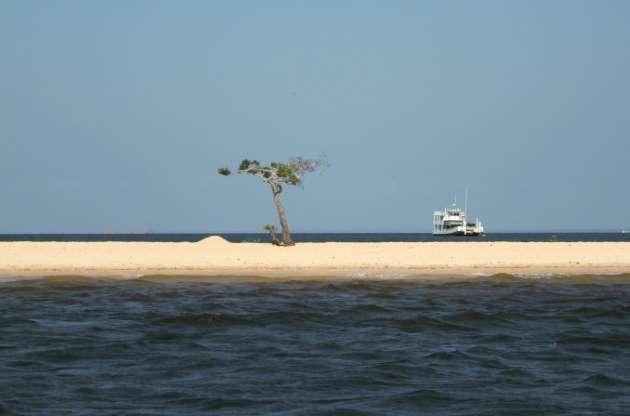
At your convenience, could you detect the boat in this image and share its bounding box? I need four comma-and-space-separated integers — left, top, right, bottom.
432, 190, 484, 236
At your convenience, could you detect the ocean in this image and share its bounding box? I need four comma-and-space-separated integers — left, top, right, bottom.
1, 232, 629, 242
2, 275, 630, 415
1, 234, 629, 415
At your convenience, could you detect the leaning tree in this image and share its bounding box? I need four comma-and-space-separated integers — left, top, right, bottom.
218, 157, 326, 246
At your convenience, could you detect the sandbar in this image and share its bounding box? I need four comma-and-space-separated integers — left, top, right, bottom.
1, 236, 629, 280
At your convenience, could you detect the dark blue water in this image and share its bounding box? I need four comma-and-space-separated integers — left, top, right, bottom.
1, 275, 630, 415
1, 232, 629, 242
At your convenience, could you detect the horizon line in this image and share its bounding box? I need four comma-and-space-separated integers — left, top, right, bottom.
0, 229, 627, 235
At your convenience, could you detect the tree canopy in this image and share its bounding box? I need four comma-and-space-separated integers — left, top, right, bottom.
218, 156, 327, 246
219, 157, 326, 187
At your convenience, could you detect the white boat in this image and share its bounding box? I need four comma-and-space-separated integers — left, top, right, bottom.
432, 190, 484, 236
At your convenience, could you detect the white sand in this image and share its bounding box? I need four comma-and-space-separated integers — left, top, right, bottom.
1, 236, 629, 279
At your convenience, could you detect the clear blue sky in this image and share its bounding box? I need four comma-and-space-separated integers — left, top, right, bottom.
1, 1, 629, 233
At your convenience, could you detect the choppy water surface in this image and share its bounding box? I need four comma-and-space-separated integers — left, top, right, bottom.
1, 275, 630, 415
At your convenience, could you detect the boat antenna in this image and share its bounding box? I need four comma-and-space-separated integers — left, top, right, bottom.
452, 194, 457, 207
465, 187, 469, 215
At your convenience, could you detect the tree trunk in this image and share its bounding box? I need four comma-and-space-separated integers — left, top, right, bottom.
266, 226, 281, 246
271, 187, 294, 246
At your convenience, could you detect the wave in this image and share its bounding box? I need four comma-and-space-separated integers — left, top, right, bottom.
3, 272, 630, 286
156, 313, 251, 327
444, 310, 524, 326
385, 388, 455, 406
399, 315, 476, 333
582, 374, 630, 387
0, 276, 45, 283
556, 333, 630, 349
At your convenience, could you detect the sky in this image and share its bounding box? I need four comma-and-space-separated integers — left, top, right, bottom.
1, 0, 629, 233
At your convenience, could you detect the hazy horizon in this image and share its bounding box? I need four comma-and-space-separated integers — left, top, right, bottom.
2, 1, 629, 233
0, 227, 626, 235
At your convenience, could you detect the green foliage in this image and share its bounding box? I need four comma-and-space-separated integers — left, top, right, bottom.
217, 167, 231, 176
239, 159, 251, 171
288, 174, 300, 185
263, 224, 276, 231
273, 162, 301, 185
276, 163, 293, 178
239, 159, 262, 173
223, 156, 324, 187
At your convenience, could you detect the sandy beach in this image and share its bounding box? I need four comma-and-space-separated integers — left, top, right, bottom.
0, 236, 629, 279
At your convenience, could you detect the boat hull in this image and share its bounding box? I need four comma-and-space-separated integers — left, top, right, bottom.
432, 231, 485, 236
432, 224, 484, 236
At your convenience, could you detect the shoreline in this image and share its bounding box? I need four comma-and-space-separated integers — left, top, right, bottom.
2, 266, 630, 281
1, 237, 630, 280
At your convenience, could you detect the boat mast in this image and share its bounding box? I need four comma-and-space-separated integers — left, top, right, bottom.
464, 187, 469, 235
465, 187, 468, 216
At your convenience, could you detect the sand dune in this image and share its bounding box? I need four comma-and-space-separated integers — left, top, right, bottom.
1, 236, 629, 278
